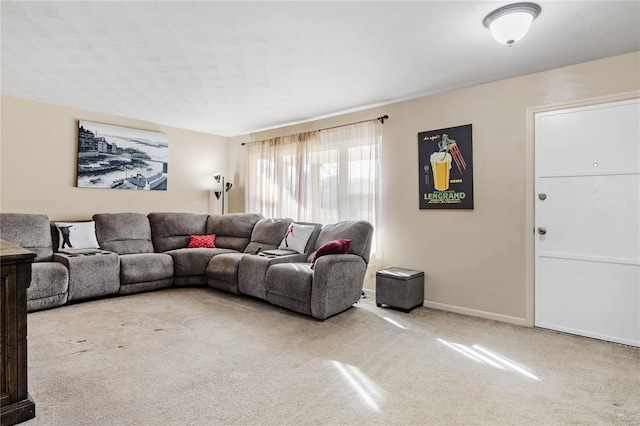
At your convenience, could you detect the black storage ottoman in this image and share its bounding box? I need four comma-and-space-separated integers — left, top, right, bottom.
376, 267, 424, 312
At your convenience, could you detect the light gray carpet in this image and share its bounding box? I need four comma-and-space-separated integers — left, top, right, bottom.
24, 287, 640, 425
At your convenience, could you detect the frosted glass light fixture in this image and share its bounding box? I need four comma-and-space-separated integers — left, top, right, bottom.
483, 2, 541, 46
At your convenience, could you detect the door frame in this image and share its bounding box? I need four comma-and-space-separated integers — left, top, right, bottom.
524, 90, 640, 327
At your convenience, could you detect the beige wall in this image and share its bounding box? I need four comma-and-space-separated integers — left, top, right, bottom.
228, 52, 640, 324
1, 96, 228, 220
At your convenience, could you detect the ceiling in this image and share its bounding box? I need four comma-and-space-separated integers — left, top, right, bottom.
2, 1, 639, 137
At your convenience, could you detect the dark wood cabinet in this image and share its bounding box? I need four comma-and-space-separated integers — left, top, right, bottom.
1, 239, 36, 425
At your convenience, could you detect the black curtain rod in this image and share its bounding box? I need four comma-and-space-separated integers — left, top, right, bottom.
241, 115, 388, 146
322, 114, 389, 131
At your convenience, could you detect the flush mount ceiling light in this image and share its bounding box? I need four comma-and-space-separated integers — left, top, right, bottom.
483, 2, 541, 46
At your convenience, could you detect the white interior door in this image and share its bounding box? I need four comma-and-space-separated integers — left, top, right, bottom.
535, 98, 640, 347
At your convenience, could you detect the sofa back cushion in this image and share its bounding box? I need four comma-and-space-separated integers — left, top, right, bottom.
93, 213, 154, 254
207, 213, 262, 252
0, 213, 53, 261
148, 212, 209, 252
310, 220, 374, 264
244, 218, 293, 254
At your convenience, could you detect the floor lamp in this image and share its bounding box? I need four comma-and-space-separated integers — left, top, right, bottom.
213, 173, 232, 214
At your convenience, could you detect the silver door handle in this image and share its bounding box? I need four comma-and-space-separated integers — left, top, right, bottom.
538, 227, 547, 235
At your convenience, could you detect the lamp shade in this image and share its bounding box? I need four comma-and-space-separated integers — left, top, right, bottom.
483, 3, 541, 46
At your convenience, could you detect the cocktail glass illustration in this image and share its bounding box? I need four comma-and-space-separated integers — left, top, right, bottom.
430, 152, 452, 191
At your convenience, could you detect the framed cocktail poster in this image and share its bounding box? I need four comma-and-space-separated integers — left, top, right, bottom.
418, 124, 473, 209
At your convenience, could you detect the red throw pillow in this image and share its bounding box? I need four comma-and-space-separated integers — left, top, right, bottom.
310, 239, 351, 268
188, 234, 216, 248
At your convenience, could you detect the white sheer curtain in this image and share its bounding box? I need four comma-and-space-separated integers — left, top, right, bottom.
245, 131, 320, 219
245, 120, 382, 275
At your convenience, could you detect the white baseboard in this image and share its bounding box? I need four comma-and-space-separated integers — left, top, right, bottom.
423, 301, 529, 327
363, 289, 529, 327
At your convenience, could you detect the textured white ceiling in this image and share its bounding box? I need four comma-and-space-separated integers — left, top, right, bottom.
1, 1, 639, 136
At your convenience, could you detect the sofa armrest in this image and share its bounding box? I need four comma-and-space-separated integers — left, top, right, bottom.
310, 254, 367, 320
53, 251, 120, 301
53, 250, 116, 266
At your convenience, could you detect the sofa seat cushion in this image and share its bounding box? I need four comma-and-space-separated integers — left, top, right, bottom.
238, 253, 308, 300
265, 263, 313, 302
29, 262, 69, 300
206, 253, 245, 284
166, 248, 237, 277
119, 253, 173, 285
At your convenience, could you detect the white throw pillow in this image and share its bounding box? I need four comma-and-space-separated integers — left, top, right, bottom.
55, 221, 100, 251
278, 223, 315, 254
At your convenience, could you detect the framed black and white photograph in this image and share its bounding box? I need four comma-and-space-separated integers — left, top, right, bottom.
76, 121, 168, 190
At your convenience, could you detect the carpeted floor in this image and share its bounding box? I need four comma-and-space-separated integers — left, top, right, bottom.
23, 287, 640, 425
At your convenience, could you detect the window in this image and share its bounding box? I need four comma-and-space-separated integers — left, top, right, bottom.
246, 120, 381, 273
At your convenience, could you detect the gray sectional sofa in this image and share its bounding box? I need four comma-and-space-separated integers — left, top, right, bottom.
0, 212, 373, 320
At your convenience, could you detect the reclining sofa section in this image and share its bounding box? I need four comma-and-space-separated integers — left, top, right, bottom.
0, 212, 374, 320
0, 213, 69, 312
